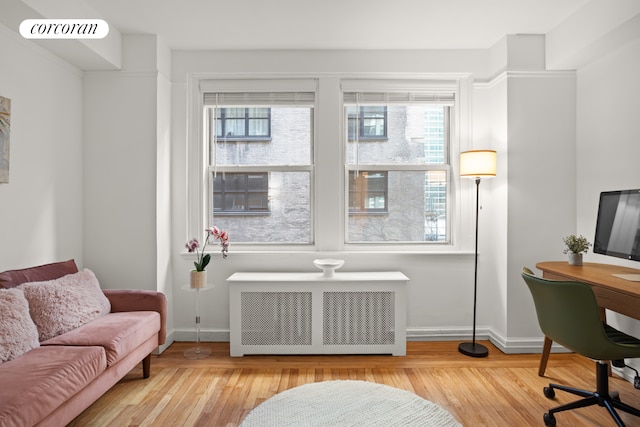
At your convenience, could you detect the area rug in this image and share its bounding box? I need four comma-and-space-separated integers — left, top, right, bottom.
240, 380, 462, 427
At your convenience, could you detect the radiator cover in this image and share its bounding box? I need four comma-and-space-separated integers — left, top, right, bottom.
228, 271, 408, 356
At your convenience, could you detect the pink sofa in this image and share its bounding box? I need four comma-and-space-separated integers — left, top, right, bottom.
0, 260, 167, 427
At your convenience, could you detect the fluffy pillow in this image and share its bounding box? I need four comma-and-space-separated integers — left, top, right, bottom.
18, 269, 111, 341
0, 288, 40, 363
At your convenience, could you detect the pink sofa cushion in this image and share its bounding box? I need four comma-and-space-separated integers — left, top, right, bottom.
0, 345, 106, 427
42, 311, 161, 366
18, 269, 111, 341
0, 289, 40, 363
104, 289, 168, 346
0, 259, 78, 289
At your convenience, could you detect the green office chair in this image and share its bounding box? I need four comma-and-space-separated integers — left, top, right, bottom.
522, 267, 640, 426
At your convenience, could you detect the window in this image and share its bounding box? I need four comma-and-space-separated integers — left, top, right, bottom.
344, 89, 453, 244
201, 83, 316, 244
349, 171, 388, 213
190, 77, 461, 248
213, 172, 269, 213
347, 106, 387, 140
216, 108, 270, 140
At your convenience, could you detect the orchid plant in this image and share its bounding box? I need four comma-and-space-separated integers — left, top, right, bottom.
186, 226, 229, 271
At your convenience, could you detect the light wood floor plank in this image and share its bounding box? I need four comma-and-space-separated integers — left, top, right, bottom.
67, 341, 640, 426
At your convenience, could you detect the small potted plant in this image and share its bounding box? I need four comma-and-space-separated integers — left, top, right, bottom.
185, 226, 229, 288
562, 234, 591, 266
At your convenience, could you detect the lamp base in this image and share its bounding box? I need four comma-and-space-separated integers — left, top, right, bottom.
458, 342, 489, 358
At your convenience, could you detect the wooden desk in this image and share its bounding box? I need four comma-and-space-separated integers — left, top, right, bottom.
535, 261, 640, 376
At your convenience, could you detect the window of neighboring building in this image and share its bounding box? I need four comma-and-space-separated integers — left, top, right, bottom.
213, 172, 269, 213
216, 108, 271, 140
344, 89, 453, 244
347, 106, 387, 140
349, 171, 388, 213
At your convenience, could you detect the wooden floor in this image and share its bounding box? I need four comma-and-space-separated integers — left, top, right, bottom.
69, 341, 640, 426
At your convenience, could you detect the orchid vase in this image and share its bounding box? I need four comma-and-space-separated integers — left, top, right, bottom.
190, 270, 207, 289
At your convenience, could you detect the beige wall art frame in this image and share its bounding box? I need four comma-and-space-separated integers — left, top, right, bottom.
0, 95, 10, 183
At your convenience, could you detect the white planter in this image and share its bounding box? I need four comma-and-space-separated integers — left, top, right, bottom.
567, 253, 583, 266
190, 270, 207, 288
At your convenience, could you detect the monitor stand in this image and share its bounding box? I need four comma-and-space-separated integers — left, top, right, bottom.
612, 273, 640, 282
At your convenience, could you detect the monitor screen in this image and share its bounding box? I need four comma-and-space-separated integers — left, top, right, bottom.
593, 189, 640, 262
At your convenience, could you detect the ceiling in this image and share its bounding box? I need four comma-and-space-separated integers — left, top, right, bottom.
82, 0, 589, 50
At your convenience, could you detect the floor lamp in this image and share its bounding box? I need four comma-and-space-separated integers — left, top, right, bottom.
458, 149, 497, 358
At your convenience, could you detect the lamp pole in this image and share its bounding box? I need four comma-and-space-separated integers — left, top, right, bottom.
458, 149, 495, 358
458, 177, 488, 357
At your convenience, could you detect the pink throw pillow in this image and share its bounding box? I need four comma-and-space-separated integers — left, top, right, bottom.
0, 259, 78, 288
18, 269, 111, 341
0, 288, 40, 363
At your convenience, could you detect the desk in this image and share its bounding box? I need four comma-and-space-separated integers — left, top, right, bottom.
535, 262, 640, 376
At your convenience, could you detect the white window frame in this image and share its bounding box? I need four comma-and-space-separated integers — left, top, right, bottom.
341, 79, 465, 250
186, 77, 318, 251
186, 74, 472, 253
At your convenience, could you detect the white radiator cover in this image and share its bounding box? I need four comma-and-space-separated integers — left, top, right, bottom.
227, 271, 409, 356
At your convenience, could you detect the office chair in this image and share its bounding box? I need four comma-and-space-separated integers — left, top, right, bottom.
522, 267, 640, 426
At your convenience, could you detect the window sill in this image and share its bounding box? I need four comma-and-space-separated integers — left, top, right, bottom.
180, 246, 475, 257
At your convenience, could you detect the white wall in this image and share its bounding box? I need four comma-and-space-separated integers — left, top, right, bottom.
474, 75, 509, 346
169, 49, 524, 346
156, 57, 173, 322
576, 38, 640, 361
82, 70, 158, 288
473, 35, 578, 351
0, 24, 83, 272
505, 72, 577, 343
82, 35, 169, 293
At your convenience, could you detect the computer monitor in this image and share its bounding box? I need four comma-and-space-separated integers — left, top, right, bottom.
593, 189, 640, 262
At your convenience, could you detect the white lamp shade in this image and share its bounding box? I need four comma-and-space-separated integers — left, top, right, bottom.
460, 150, 497, 178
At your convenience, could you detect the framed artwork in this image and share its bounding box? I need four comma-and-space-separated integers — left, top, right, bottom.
0, 95, 10, 183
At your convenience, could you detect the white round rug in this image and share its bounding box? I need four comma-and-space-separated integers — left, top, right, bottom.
240, 380, 462, 427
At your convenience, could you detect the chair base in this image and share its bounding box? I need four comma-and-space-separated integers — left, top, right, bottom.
543, 361, 640, 426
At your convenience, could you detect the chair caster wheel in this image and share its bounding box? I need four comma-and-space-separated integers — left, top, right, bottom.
543, 386, 555, 399
543, 412, 556, 426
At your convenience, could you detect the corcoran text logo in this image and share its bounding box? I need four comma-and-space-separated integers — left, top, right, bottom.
19, 19, 109, 39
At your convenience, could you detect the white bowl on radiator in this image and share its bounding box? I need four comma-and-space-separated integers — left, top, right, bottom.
313, 259, 345, 278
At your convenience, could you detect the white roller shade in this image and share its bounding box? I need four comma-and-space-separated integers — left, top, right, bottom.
342, 79, 456, 105
202, 79, 317, 106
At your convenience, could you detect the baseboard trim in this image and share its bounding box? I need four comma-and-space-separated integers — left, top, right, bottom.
172, 329, 230, 343
167, 326, 570, 355
407, 327, 571, 354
